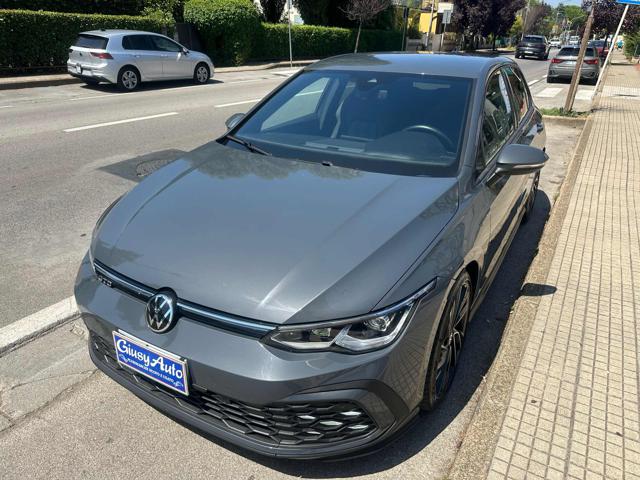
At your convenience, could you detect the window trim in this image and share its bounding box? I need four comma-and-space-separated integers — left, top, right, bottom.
474, 67, 518, 179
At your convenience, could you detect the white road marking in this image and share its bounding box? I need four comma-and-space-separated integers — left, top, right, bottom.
70, 94, 124, 101
64, 111, 179, 132
528, 76, 547, 87
0, 105, 14, 109
214, 99, 261, 108
0, 296, 78, 355
535, 87, 563, 98
226, 78, 268, 84
575, 89, 595, 101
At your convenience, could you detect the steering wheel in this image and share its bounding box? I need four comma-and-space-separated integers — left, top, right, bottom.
402, 125, 455, 152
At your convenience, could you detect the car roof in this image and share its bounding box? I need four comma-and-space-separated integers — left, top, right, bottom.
305, 52, 513, 79
79, 30, 164, 37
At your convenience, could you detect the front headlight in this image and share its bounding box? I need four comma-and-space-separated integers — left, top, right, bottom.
263, 279, 436, 353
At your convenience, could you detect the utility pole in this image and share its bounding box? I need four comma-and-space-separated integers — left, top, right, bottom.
521, 0, 532, 41
564, 5, 594, 112
594, 4, 630, 92
287, 0, 293, 68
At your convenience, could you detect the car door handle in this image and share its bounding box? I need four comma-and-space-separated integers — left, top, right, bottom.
536, 123, 544, 133
134, 55, 141, 58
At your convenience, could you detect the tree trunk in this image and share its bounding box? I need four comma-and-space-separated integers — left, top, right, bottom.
355, 20, 362, 53
492, 34, 496, 51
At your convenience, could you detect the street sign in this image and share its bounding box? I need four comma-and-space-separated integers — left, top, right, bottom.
442, 9, 453, 25
617, 0, 640, 5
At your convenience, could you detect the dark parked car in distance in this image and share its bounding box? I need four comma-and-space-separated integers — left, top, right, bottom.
516, 35, 550, 60
588, 39, 609, 58
76, 53, 547, 459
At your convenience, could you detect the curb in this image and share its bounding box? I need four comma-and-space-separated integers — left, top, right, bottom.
542, 114, 588, 128
447, 111, 594, 480
0, 76, 80, 91
0, 59, 318, 91
0, 296, 80, 356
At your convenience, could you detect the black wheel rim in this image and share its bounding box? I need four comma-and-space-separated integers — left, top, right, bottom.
434, 280, 471, 398
527, 173, 540, 212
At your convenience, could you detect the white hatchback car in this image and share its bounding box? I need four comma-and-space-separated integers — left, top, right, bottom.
67, 30, 215, 91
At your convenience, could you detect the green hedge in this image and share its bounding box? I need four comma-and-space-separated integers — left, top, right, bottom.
184, 0, 260, 66
0, 0, 144, 15
624, 32, 640, 59
253, 23, 403, 60
0, 9, 170, 68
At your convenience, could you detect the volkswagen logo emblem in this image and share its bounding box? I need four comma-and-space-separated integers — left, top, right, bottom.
145, 292, 177, 333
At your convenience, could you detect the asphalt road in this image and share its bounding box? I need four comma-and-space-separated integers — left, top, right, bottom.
0, 53, 585, 479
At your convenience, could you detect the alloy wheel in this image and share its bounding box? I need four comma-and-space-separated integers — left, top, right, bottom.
433, 277, 471, 399
122, 70, 138, 90
196, 65, 209, 83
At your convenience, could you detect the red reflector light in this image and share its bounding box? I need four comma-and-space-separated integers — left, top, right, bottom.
551, 58, 563, 63
584, 59, 598, 65
91, 52, 113, 59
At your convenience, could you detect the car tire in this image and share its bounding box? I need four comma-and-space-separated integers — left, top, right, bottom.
420, 271, 473, 411
547, 76, 555, 83
194, 63, 210, 84
117, 66, 140, 91
522, 171, 540, 224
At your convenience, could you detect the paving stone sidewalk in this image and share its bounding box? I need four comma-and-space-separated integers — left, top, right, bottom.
481, 56, 640, 479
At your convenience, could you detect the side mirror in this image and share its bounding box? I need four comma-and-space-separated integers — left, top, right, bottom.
496, 144, 548, 176
182, 47, 189, 55
225, 112, 245, 130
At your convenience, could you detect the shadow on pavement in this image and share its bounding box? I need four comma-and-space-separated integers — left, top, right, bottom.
79, 78, 221, 94
167, 190, 553, 477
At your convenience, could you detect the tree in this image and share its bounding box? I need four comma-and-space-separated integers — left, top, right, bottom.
142, 0, 183, 29
342, 0, 391, 52
523, 2, 552, 36
583, 0, 640, 40
293, 0, 331, 25
259, 0, 286, 23
453, 0, 524, 50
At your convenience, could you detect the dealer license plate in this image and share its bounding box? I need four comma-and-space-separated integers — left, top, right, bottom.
112, 330, 189, 396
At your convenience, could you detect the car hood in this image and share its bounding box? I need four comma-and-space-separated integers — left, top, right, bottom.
93, 142, 458, 325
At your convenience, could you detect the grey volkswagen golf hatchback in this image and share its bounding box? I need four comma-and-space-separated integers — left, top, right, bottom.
76, 53, 547, 459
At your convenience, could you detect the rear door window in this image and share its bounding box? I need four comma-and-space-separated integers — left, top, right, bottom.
74, 35, 108, 49
149, 36, 182, 52
122, 35, 155, 51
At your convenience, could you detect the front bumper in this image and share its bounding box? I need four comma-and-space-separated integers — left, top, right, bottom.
75, 256, 445, 458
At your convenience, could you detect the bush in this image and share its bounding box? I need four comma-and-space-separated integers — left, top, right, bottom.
252, 23, 403, 60
0, 10, 170, 68
624, 32, 640, 59
184, 0, 261, 66
0, 0, 144, 15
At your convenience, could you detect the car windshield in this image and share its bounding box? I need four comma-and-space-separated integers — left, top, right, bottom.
228, 70, 473, 176
523, 36, 543, 43
74, 34, 108, 49
559, 47, 597, 57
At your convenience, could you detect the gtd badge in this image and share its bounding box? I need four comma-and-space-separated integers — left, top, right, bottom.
145, 292, 177, 333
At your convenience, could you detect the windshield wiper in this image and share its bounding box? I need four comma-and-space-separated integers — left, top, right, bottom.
226, 134, 271, 156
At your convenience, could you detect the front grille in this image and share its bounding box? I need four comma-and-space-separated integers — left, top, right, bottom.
91, 334, 377, 447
